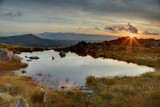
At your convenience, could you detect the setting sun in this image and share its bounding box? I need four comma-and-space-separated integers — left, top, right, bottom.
128, 33, 136, 38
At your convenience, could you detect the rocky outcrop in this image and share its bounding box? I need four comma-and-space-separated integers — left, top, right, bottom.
55, 36, 160, 55
15, 98, 29, 107
0, 49, 21, 61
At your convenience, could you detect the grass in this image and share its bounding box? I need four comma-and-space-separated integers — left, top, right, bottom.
1, 44, 160, 106
0, 60, 28, 74
83, 46, 160, 106
30, 89, 44, 103
100, 91, 113, 100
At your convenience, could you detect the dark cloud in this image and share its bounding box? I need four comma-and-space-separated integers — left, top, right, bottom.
1, 0, 160, 21
104, 23, 138, 34
104, 23, 159, 35
0, 0, 4, 6
4, 11, 23, 17
142, 31, 160, 35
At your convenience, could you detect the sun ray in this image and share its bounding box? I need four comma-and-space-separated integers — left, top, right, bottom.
132, 37, 142, 47
129, 37, 133, 47
122, 37, 130, 45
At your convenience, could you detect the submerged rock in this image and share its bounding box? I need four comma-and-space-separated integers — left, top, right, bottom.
40, 88, 47, 103
26, 59, 32, 62
52, 56, 54, 60
59, 51, 66, 58
15, 98, 29, 107
29, 56, 39, 60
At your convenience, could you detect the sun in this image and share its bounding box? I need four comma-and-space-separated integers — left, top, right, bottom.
128, 33, 136, 38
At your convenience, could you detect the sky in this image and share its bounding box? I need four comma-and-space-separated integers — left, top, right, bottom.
0, 0, 160, 38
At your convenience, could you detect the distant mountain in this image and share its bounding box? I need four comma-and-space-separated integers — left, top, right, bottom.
37, 32, 119, 42
0, 34, 72, 48
0, 33, 120, 48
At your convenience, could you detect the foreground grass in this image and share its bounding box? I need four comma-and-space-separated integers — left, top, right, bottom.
86, 70, 160, 107
84, 46, 160, 106
0, 75, 94, 107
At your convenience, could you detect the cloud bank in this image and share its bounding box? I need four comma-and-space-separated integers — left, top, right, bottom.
104, 23, 138, 34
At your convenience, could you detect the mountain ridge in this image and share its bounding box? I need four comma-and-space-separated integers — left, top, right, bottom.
0, 34, 68, 48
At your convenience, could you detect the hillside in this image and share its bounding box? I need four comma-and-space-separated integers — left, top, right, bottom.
57, 36, 160, 54
0, 34, 71, 48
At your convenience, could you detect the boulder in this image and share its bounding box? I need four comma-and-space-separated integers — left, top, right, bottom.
40, 88, 47, 103
15, 98, 29, 107
0, 49, 21, 61
59, 51, 66, 58
13, 56, 21, 61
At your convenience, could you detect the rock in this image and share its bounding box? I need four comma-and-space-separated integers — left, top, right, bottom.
16, 52, 21, 54
13, 56, 21, 61
15, 98, 29, 107
0, 49, 13, 61
0, 49, 21, 61
26, 59, 32, 62
59, 51, 66, 58
52, 56, 54, 60
29, 56, 39, 60
40, 88, 47, 103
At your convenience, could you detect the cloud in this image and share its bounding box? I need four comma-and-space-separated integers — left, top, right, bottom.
153, 21, 160, 25
94, 26, 100, 30
104, 23, 138, 34
1, 0, 160, 21
4, 11, 23, 17
142, 30, 160, 35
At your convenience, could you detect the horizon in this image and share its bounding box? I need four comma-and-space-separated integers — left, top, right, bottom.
0, 0, 160, 39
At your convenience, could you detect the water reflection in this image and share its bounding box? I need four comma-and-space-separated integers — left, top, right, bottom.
14, 50, 154, 90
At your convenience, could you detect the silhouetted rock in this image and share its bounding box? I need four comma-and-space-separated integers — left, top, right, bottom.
54, 36, 160, 57
59, 51, 66, 58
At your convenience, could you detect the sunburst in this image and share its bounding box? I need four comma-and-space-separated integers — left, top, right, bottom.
128, 33, 135, 38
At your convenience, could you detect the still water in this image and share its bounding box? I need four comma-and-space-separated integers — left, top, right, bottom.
14, 50, 154, 90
